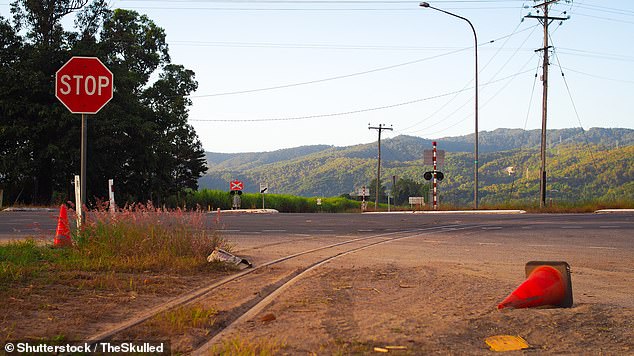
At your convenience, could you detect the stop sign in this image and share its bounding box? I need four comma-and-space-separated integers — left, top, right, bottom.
55, 57, 113, 114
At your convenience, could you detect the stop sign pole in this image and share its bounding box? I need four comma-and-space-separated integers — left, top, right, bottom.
55, 57, 113, 225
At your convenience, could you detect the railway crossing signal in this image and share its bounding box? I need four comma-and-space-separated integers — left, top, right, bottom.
230, 180, 244, 191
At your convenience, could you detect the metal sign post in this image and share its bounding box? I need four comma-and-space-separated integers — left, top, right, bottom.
260, 183, 268, 209
80, 114, 87, 221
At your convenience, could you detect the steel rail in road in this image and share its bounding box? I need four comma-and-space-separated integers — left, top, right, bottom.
85, 223, 477, 350
193, 224, 480, 354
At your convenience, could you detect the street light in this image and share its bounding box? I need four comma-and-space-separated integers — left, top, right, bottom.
419, 2, 479, 210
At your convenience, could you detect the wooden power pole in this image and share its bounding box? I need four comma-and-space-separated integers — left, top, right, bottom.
369, 124, 393, 210
525, 0, 568, 208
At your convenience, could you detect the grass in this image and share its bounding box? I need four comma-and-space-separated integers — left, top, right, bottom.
182, 189, 362, 213
149, 304, 217, 334
0, 203, 229, 287
210, 335, 285, 356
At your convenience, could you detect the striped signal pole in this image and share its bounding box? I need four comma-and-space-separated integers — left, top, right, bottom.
433, 141, 438, 210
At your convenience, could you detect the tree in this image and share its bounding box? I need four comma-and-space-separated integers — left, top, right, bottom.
367, 178, 387, 204
392, 178, 427, 206
0, 1, 206, 205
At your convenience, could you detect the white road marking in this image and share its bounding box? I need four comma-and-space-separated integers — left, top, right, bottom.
586, 246, 618, 250
478, 242, 501, 246
528, 244, 556, 247
292, 234, 311, 237
262, 229, 287, 232
599, 226, 619, 229
357, 229, 374, 232
481, 227, 502, 230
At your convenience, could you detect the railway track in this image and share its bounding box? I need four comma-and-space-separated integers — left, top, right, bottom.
86, 223, 478, 353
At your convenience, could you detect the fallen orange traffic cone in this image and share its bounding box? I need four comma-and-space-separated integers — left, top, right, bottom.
498, 261, 573, 310
54, 204, 72, 247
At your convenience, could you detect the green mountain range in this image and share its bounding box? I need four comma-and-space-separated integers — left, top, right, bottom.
199, 128, 634, 205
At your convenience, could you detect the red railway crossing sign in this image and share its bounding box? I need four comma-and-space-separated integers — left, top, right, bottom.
55, 56, 113, 114
230, 180, 244, 191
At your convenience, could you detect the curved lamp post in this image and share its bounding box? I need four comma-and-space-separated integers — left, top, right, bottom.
420, 2, 479, 209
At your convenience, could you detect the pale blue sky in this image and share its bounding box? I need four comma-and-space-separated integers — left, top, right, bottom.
2, 1, 633, 153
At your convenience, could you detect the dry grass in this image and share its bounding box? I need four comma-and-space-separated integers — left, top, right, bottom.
148, 304, 217, 335
210, 335, 285, 356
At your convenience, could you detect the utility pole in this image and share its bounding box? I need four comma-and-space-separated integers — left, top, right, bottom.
369, 124, 393, 210
525, 0, 568, 208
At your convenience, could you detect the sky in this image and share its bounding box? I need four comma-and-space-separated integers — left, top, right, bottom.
2, 0, 633, 153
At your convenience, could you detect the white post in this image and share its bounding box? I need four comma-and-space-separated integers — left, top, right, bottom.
108, 179, 115, 213
74, 175, 82, 228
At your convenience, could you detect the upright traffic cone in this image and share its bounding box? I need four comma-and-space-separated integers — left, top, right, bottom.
498, 261, 573, 310
54, 204, 72, 247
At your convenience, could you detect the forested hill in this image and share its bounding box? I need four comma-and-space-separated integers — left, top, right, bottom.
199, 127, 634, 204
205, 128, 633, 170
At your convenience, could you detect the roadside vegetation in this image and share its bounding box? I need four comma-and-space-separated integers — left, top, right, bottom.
0, 203, 228, 288
173, 189, 363, 213
164, 188, 633, 214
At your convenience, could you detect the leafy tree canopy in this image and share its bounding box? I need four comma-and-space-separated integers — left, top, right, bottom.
0, 0, 206, 205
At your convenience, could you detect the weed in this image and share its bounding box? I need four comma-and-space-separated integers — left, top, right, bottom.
149, 304, 217, 335
210, 335, 285, 356
67, 203, 228, 273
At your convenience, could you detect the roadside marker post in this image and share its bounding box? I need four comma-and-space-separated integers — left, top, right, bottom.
74, 175, 81, 228
108, 179, 115, 213
260, 183, 268, 209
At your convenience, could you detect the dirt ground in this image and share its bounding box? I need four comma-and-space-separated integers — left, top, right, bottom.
227, 261, 633, 354
1, 226, 633, 355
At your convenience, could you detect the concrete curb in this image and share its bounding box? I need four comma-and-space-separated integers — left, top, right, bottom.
594, 209, 634, 214
209, 209, 279, 214
1, 207, 57, 212
364, 210, 526, 215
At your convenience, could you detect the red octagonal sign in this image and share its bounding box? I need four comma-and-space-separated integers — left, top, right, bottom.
55, 57, 113, 114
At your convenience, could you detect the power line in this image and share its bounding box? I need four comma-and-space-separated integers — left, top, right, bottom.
188, 67, 535, 123
396, 20, 529, 134
401, 23, 538, 135
190, 25, 538, 98
555, 66, 634, 85
407, 54, 537, 136
550, 38, 599, 172
190, 47, 471, 98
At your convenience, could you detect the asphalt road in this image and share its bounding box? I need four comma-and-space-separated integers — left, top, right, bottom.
1, 210, 633, 243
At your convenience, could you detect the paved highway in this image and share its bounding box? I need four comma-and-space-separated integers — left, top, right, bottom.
1, 210, 633, 242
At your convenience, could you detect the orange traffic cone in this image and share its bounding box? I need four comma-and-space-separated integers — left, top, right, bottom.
54, 204, 72, 247
498, 261, 573, 310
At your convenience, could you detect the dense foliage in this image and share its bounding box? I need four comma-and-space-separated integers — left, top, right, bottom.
200, 129, 633, 207
0, 0, 206, 206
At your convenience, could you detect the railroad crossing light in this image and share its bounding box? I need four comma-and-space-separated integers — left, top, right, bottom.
424, 171, 444, 181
